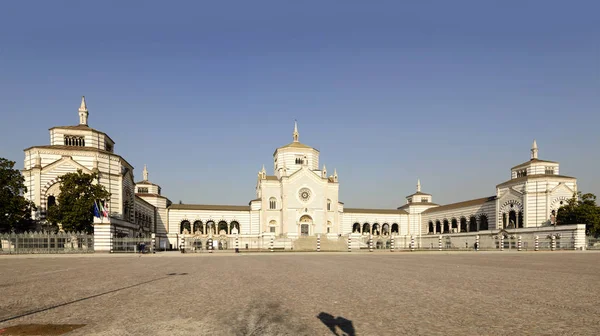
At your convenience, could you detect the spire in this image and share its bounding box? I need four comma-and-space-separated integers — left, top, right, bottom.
143, 164, 149, 181
261, 164, 266, 173
333, 168, 338, 182
417, 179, 421, 192
78, 96, 89, 125
531, 139, 538, 160
293, 120, 299, 142
322, 164, 327, 178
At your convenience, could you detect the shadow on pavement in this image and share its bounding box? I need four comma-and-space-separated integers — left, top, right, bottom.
0, 273, 184, 324
317, 312, 355, 336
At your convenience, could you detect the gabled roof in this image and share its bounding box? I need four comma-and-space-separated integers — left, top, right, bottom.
169, 204, 250, 211
511, 158, 559, 170
496, 174, 576, 188
273, 142, 319, 156
23, 145, 134, 171
49, 125, 116, 144
421, 196, 496, 214
406, 191, 431, 198
344, 208, 408, 215
397, 201, 439, 210
135, 193, 169, 200
135, 180, 161, 187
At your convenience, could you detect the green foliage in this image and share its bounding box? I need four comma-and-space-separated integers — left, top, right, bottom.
0, 158, 36, 233
557, 192, 600, 237
46, 170, 110, 234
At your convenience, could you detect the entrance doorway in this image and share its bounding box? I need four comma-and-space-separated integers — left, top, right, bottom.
299, 215, 312, 236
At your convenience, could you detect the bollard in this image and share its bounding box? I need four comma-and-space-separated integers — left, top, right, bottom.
369, 235, 373, 252
475, 235, 480, 251
518, 236, 522, 251
270, 236, 274, 252
500, 235, 504, 251
208, 238, 212, 253
181, 236, 186, 253
235, 234, 239, 253
551, 235, 556, 251
151, 233, 156, 254
410, 235, 415, 252
390, 236, 395, 252
110, 233, 114, 254
438, 235, 442, 251
317, 234, 321, 252
535, 235, 539, 251
348, 235, 352, 252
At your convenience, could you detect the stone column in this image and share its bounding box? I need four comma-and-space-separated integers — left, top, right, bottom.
523, 182, 528, 228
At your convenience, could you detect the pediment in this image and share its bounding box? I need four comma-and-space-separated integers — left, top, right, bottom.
42, 156, 92, 175
286, 166, 323, 184
550, 182, 574, 195
498, 188, 522, 204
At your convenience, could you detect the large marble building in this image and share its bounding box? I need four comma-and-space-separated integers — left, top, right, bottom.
21, 97, 581, 250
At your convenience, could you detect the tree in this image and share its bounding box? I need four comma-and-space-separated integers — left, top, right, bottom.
46, 170, 110, 233
0, 158, 36, 233
557, 192, 600, 237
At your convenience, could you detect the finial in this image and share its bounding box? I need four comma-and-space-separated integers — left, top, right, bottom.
293, 120, 299, 142
531, 139, 538, 160
261, 164, 266, 173
417, 178, 421, 192
78, 96, 89, 125
143, 164, 149, 181
79, 96, 87, 112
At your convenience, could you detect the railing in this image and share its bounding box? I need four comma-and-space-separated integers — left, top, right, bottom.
586, 237, 600, 250
0, 231, 94, 254
112, 237, 154, 253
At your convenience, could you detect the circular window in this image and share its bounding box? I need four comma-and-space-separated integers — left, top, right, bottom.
298, 188, 311, 202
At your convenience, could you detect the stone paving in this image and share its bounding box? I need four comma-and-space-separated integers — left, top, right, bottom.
0, 252, 598, 335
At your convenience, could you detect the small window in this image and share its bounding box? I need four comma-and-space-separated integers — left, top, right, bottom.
270, 226, 276, 233
137, 187, 148, 193
105, 142, 113, 152
269, 197, 276, 210
64, 135, 85, 147
327, 227, 330, 233
421, 197, 428, 203
545, 167, 555, 175
327, 199, 331, 211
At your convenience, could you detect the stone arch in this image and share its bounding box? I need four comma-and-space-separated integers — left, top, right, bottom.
478, 214, 489, 231
218, 221, 228, 235
428, 221, 434, 234
381, 223, 390, 236
180, 220, 191, 234
451, 218, 458, 233
391, 223, 399, 234
460, 217, 468, 232
372, 223, 380, 235
299, 215, 312, 236
435, 220, 441, 234
550, 196, 570, 211
206, 220, 216, 235
498, 199, 524, 228
469, 215, 478, 232
362, 223, 370, 234
193, 220, 203, 234
443, 219, 450, 234
352, 222, 361, 233
230, 221, 240, 234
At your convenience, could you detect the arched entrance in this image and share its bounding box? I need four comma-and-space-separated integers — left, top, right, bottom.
299, 215, 312, 236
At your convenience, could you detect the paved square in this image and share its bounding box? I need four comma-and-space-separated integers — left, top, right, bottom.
1, 252, 599, 335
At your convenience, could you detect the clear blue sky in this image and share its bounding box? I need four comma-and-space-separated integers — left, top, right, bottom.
1, 1, 598, 208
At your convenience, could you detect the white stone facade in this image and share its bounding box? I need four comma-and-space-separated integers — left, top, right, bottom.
21, 97, 584, 251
